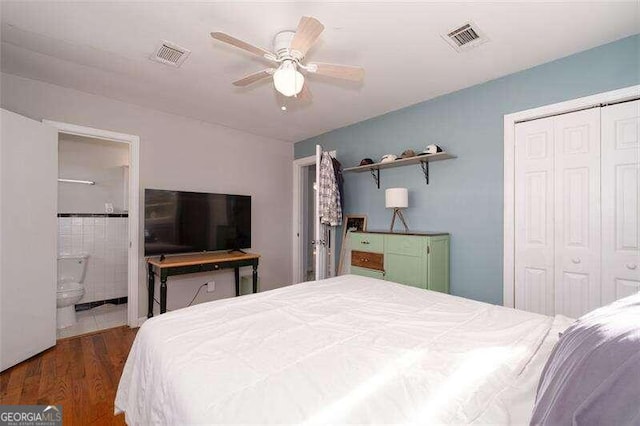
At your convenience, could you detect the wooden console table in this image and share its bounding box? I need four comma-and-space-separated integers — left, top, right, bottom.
147, 252, 260, 317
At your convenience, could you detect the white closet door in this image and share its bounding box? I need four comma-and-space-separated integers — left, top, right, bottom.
553, 109, 601, 318
601, 100, 640, 304
515, 117, 555, 315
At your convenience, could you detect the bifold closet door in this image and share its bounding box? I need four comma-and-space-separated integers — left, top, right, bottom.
601, 100, 640, 304
515, 116, 555, 315
553, 109, 601, 318
515, 108, 601, 317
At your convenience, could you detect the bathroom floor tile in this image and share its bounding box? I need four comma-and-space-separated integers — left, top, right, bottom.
57, 303, 127, 339
96, 317, 127, 330
95, 305, 126, 328
77, 313, 98, 326
76, 309, 94, 320
92, 303, 120, 314
57, 316, 98, 339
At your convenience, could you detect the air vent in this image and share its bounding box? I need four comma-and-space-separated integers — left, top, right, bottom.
150, 40, 191, 67
442, 22, 488, 52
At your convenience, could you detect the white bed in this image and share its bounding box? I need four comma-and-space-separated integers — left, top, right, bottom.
115, 275, 572, 425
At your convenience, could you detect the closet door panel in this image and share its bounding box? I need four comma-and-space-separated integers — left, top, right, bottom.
515, 117, 555, 315
554, 108, 601, 317
602, 100, 640, 304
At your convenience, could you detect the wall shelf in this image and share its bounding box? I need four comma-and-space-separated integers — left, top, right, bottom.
343, 152, 456, 188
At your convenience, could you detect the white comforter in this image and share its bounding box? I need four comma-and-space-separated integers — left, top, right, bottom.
116, 275, 566, 425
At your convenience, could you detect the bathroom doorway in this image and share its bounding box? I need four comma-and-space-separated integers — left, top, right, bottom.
46, 121, 139, 338
292, 152, 337, 283
303, 164, 316, 282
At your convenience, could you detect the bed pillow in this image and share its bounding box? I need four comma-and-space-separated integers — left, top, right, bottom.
530, 293, 640, 425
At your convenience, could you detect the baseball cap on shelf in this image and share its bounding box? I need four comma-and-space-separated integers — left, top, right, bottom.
400, 149, 416, 159
419, 144, 443, 155
359, 158, 374, 166
380, 154, 397, 163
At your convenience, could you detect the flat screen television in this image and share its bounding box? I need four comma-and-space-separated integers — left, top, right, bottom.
144, 189, 251, 256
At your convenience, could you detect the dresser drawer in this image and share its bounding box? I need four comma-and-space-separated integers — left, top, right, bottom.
384, 234, 424, 257
351, 250, 384, 271
351, 233, 384, 253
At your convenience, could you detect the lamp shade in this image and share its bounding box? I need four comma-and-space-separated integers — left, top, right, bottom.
385, 188, 408, 208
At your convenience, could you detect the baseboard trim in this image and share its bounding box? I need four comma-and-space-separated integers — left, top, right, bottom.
76, 296, 128, 312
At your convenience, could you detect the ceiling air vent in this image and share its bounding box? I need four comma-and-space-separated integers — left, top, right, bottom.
442, 22, 488, 52
150, 40, 191, 67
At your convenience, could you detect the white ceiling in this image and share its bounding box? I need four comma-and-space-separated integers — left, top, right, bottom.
1, 2, 637, 143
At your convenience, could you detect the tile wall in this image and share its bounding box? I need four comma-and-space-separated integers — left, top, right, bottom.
57, 215, 128, 303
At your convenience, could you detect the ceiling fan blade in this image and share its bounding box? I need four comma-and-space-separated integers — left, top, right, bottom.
290, 16, 324, 57
309, 62, 365, 81
211, 32, 275, 60
232, 69, 274, 87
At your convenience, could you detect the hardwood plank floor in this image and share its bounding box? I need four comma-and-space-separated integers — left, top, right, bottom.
0, 326, 138, 426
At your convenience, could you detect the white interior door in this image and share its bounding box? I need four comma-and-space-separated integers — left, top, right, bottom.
515, 117, 556, 315
1, 109, 58, 371
314, 145, 328, 280
553, 108, 601, 318
601, 100, 640, 304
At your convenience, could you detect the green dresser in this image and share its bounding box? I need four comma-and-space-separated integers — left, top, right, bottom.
350, 231, 450, 293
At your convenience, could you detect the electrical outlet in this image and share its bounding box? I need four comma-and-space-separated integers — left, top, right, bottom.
207, 280, 215, 292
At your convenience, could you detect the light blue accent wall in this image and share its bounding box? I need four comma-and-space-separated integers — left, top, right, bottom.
295, 35, 639, 305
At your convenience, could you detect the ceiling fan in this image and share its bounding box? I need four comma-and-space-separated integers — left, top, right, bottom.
211, 16, 364, 108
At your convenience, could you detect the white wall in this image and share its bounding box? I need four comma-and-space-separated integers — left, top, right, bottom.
1, 72, 293, 318
59, 135, 129, 214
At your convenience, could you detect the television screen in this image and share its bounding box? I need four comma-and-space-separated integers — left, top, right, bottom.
144, 189, 251, 256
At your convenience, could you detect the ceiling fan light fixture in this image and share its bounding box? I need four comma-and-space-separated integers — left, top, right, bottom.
273, 60, 304, 97
210, 16, 364, 108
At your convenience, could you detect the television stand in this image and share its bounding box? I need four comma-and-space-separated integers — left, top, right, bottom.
147, 251, 260, 317
228, 248, 247, 254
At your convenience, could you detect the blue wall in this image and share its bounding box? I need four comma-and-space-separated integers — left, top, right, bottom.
295, 35, 639, 305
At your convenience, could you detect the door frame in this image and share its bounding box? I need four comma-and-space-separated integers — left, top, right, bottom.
292, 151, 336, 283
503, 85, 639, 308
43, 120, 141, 327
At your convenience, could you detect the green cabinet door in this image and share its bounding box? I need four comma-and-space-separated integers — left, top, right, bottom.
426, 235, 450, 293
384, 235, 427, 289
384, 253, 425, 288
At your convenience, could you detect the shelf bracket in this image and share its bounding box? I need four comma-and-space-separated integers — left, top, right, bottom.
420, 161, 429, 185
370, 168, 380, 188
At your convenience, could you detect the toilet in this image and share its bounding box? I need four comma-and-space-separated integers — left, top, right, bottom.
57, 254, 89, 329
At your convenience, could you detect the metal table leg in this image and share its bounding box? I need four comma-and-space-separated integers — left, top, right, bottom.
160, 271, 168, 314
252, 263, 258, 293
148, 264, 154, 318
234, 267, 240, 297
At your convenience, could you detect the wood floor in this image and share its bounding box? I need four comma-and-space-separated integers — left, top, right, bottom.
0, 326, 138, 426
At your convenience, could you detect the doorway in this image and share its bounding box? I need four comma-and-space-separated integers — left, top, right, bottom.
44, 121, 140, 331
303, 164, 317, 281
56, 134, 130, 338
292, 152, 337, 284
